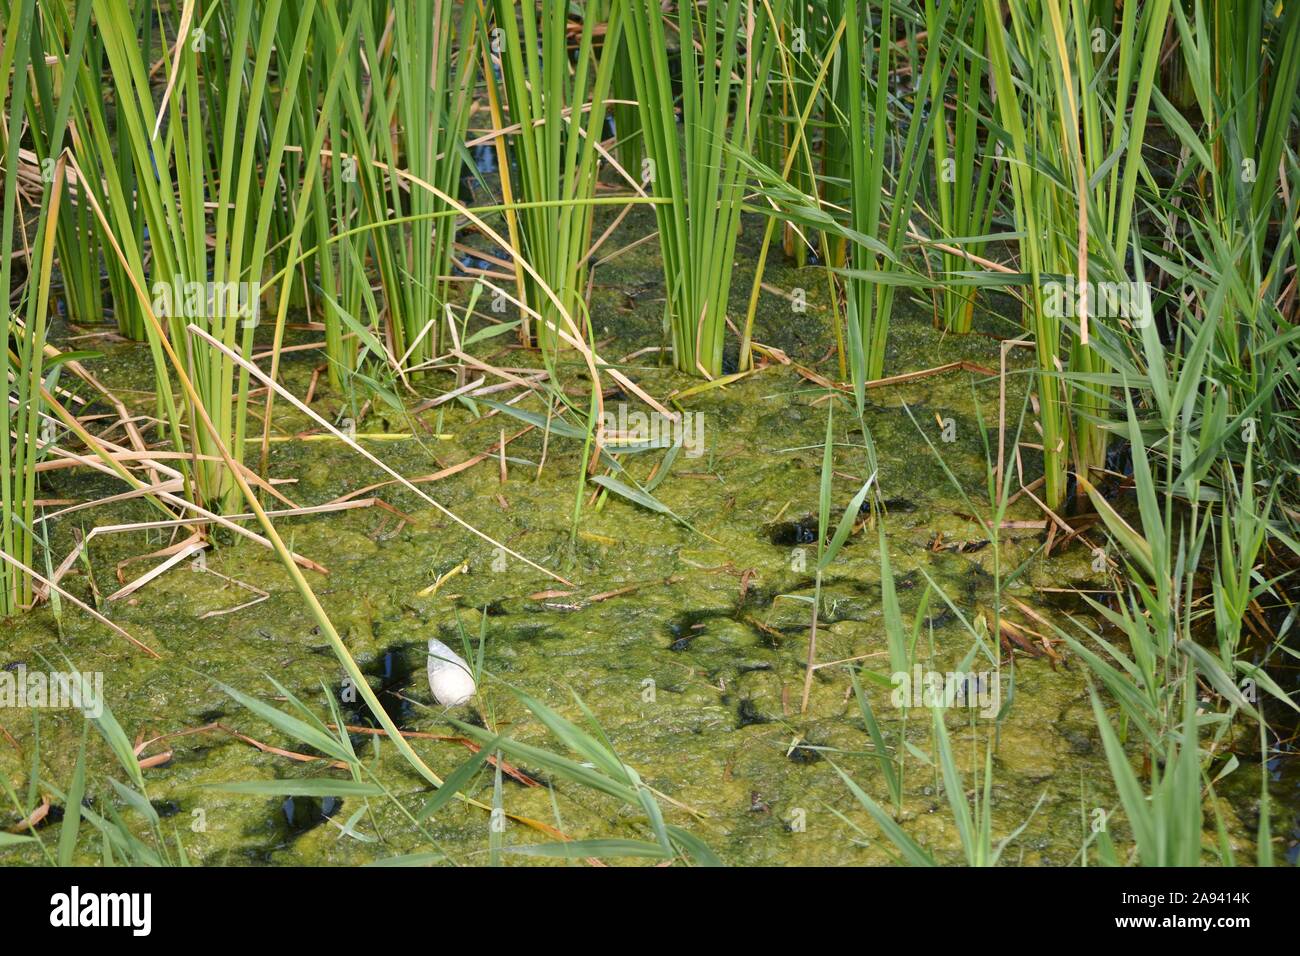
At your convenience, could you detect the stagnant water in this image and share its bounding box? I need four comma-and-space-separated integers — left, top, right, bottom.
2, 222, 1293, 866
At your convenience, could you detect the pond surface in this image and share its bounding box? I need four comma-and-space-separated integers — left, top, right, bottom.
1, 229, 1287, 866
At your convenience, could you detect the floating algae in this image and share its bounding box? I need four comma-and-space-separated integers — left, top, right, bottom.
0, 284, 1283, 867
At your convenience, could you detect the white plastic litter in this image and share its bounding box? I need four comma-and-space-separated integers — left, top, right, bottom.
426, 638, 476, 707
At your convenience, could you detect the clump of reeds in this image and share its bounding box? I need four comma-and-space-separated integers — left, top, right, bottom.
925, 0, 1000, 333
620, 0, 788, 377
484, 0, 622, 354
2, 0, 69, 614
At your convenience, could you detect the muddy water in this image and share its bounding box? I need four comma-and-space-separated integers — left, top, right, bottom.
0, 229, 1281, 866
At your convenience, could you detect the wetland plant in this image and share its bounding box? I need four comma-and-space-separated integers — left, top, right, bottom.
352, 0, 479, 376
923, 0, 1001, 333
619, 0, 788, 377
484, 0, 623, 354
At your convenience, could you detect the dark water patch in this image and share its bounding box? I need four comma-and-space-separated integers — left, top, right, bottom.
1061, 473, 1084, 517
470, 142, 497, 174
458, 143, 499, 204
893, 570, 920, 590
862, 496, 921, 516
962, 562, 995, 598
767, 514, 819, 546
507, 767, 550, 789
22, 803, 65, 831
926, 607, 957, 630
280, 795, 342, 836
366, 644, 421, 684
736, 699, 769, 728
152, 800, 182, 819
343, 641, 425, 731
454, 251, 500, 276
668, 632, 700, 652
1093, 439, 1135, 501
787, 741, 824, 765
881, 497, 919, 513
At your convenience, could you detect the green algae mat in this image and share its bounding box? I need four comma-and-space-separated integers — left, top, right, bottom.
1, 295, 1280, 866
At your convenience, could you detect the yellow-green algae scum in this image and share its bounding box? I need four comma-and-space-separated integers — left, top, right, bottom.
0, 219, 1269, 866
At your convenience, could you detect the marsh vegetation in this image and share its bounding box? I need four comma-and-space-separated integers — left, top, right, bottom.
1, 0, 1297, 867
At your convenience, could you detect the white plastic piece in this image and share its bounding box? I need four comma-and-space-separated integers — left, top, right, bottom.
426, 638, 476, 707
